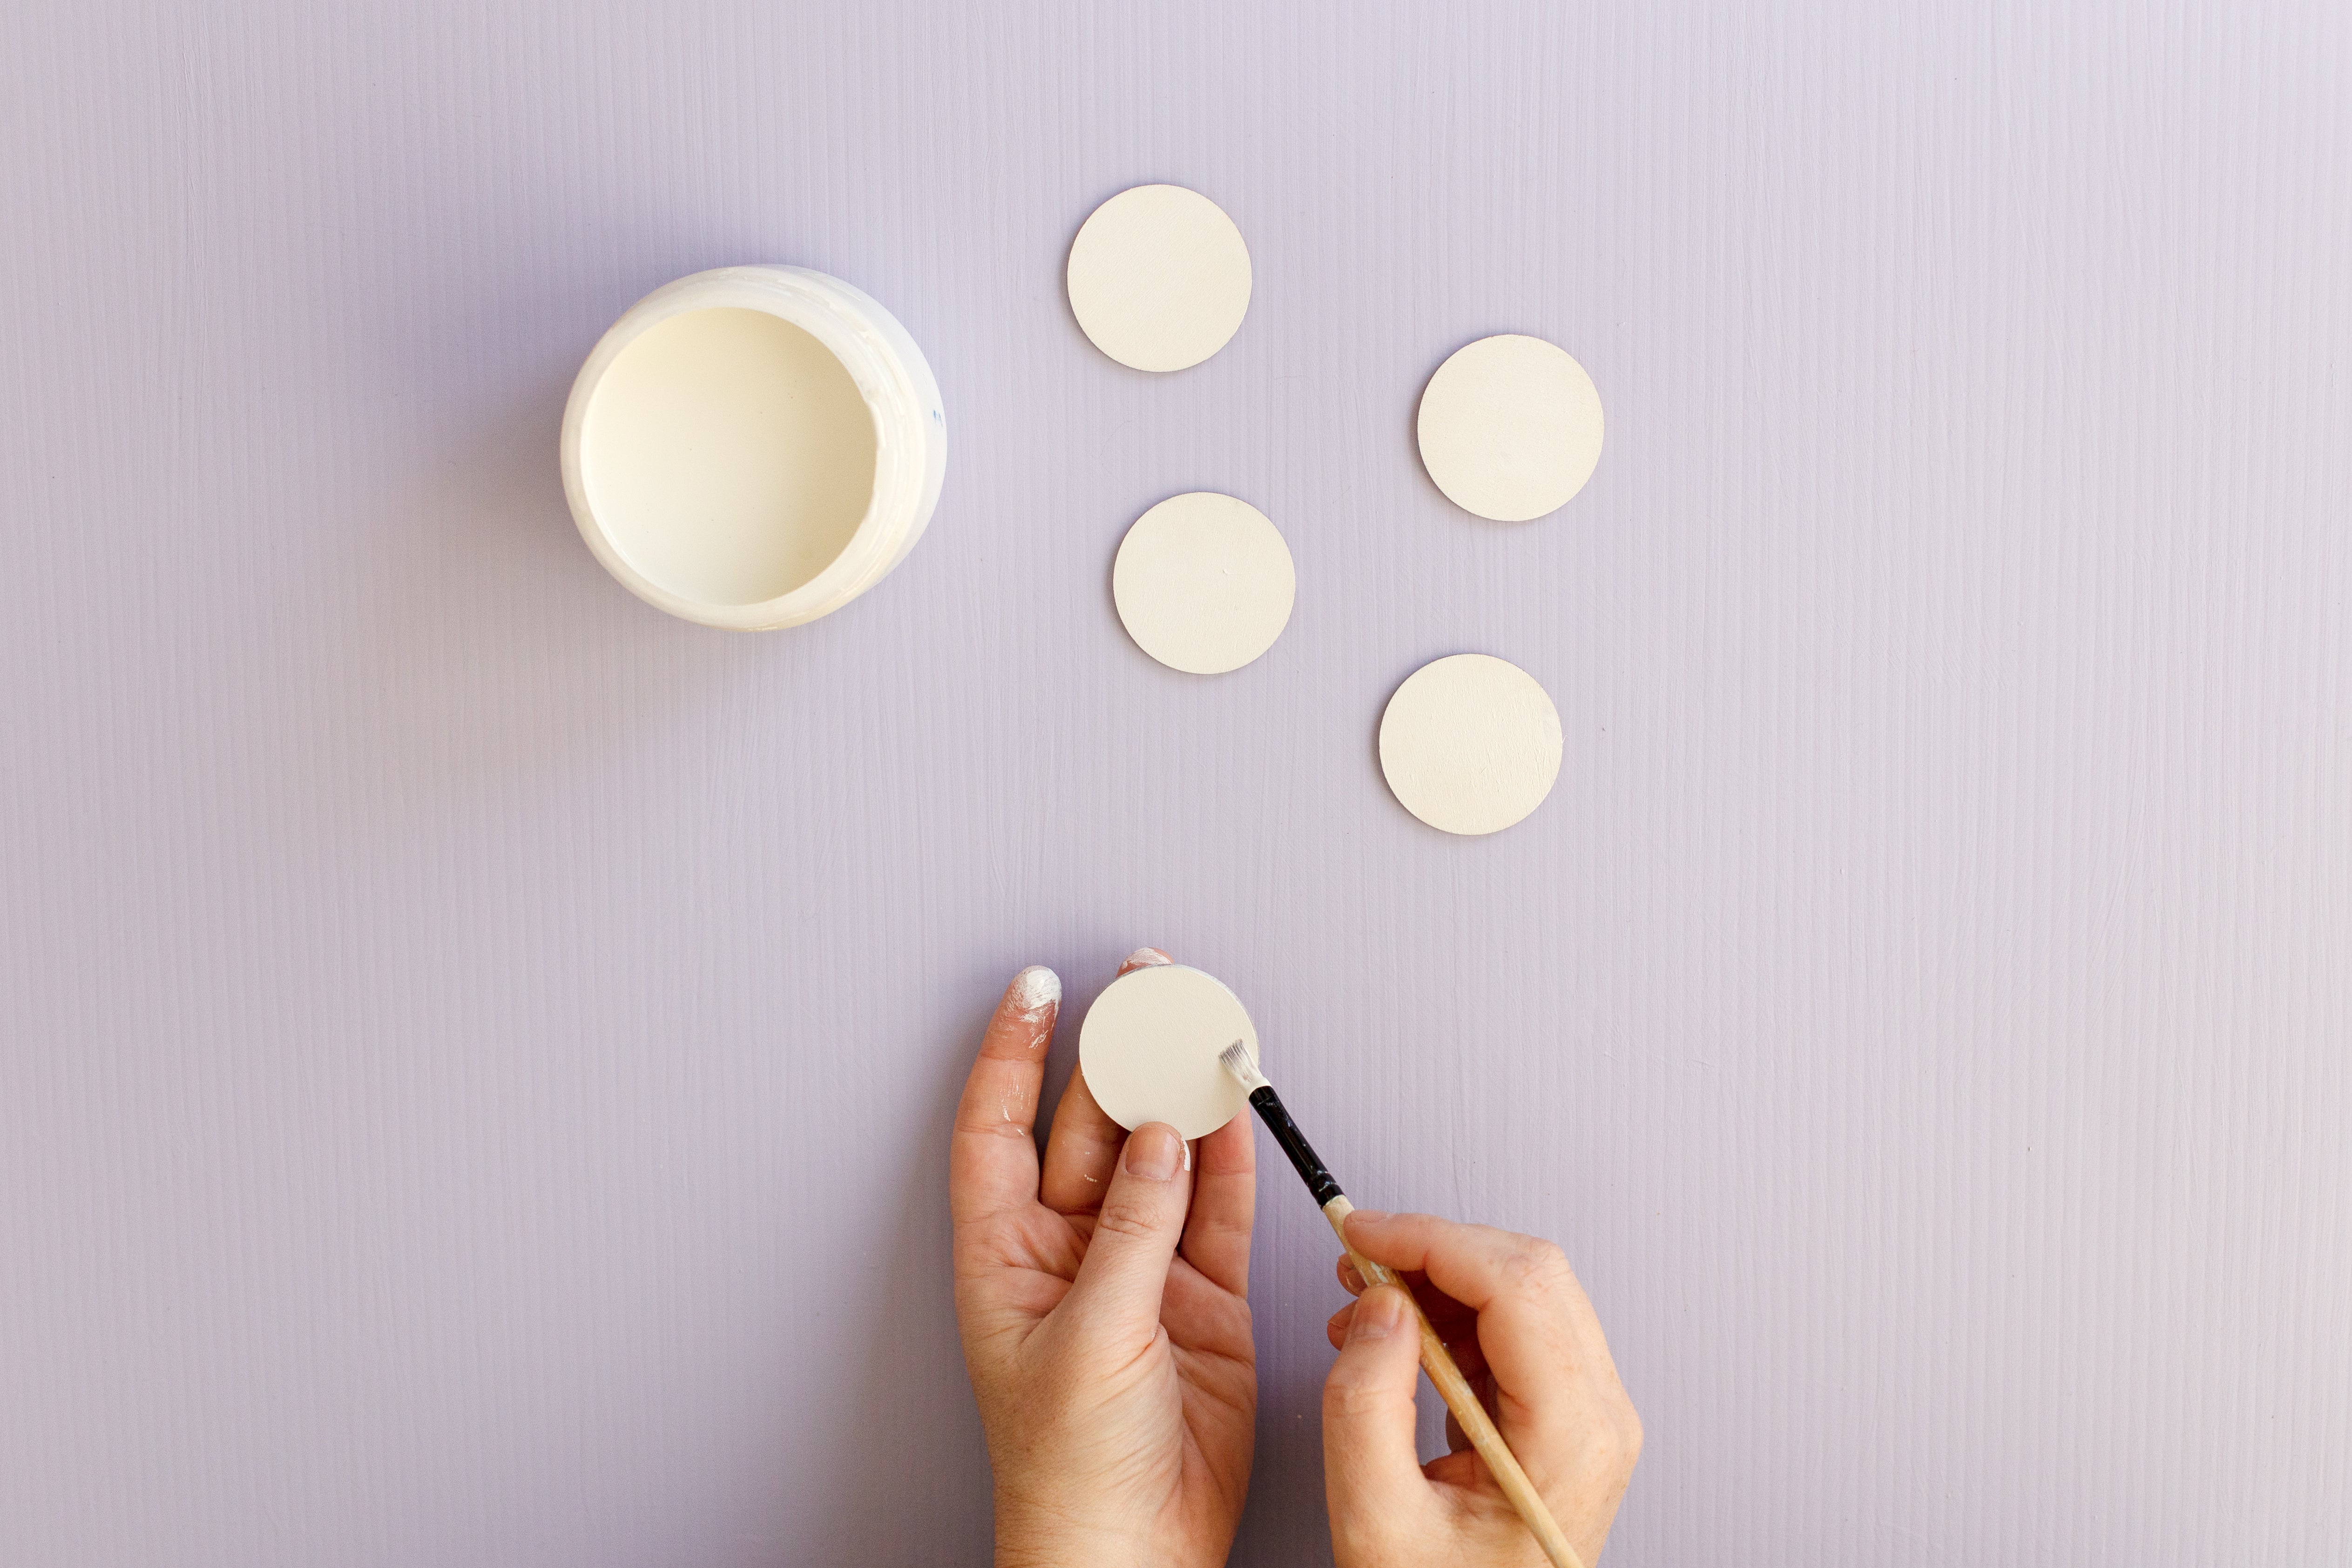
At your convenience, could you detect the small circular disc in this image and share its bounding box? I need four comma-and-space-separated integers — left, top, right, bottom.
1378, 654, 1564, 835
1078, 964, 1258, 1138
1067, 184, 1252, 372
1415, 334, 1604, 521
1113, 492, 1296, 674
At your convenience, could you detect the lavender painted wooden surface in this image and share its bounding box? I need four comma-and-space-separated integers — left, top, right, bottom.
4, 3, 2347, 1563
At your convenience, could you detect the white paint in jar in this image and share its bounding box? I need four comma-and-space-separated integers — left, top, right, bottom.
560, 266, 946, 629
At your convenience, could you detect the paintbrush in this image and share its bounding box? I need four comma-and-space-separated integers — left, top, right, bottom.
1219, 1040, 1586, 1568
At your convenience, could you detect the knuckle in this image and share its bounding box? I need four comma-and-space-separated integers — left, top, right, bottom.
959, 1113, 1030, 1140
1498, 1238, 1573, 1296
1323, 1374, 1396, 1420
1090, 1197, 1163, 1244
1566, 1409, 1642, 1481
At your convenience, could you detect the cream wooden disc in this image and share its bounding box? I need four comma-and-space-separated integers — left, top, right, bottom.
1378, 654, 1563, 835
1077, 964, 1258, 1138
1066, 185, 1252, 372
1112, 492, 1295, 674
1415, 334, 1603, 521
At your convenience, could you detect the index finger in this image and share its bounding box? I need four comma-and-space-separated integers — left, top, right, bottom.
947, 966, 1061, 1227
1341, 1211, 1597, 1321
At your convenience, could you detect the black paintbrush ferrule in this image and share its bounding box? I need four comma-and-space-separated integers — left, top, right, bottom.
1248, 1084, 1343, 1208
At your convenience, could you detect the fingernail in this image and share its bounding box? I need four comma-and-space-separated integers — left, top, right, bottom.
1122, 946, 1173, 969
1008, 966, 1060, 1018
1125, 1123, 1180, 1181
1346, 1208, 1390, 1230
1350, 1285, 1406, 1342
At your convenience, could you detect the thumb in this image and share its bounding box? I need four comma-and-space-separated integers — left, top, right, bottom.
1323, 1284, 1432, 1547
1060, 1122, 1190, 1338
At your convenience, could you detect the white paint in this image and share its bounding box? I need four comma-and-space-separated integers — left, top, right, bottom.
1077, 964, 1258, 1139
1111, 492, 1295, 674
1066, 185, 1252, 372
561, 266, 948, 630
1416, 334, 1603, 521
1379, 654, 1564, 835
584, 308, 876, 607
1008, 965, 1061, 1017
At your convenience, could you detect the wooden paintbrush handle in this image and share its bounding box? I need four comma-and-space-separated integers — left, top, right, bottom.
1322, 1196, 1587, 1568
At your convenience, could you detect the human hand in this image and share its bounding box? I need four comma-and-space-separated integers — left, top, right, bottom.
1321, 1211, 1639, 1567
950, 950, 1257, 1568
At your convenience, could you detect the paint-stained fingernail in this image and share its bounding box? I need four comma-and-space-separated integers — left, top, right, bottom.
1345, 1208, 1390, 1230
1122, 946, 1173, 969
1339, 1258, 1366, 1293
1349, 1285, 1406, 1342
1007, 966, 1061, 1018
1125, 1122, 1181, 1181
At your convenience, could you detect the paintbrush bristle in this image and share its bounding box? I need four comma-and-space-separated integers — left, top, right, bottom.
1219, 1039, 1270, 1093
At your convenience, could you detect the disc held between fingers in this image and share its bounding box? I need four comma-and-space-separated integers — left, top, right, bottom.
1039, 946, 1175, 1214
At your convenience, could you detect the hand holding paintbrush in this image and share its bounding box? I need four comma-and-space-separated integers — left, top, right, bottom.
945, 958, 1636, 1568
1223, 1041, 1641, 1568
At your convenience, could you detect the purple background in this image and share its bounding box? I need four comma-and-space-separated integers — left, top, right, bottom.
5, 3, 2348, 1563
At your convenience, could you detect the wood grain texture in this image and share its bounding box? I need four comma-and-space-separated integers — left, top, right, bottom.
2, 2, 2347, 1564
